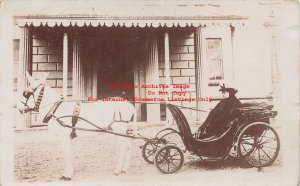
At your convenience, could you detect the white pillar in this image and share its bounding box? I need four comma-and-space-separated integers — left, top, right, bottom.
79, 53, 83, 99
164, 32, 172, 125
195, 27, 201, 121
81, 53, 85, 99
72, 36, 77, 100
164, 32, 171, 86
63, 33, 68, 99
79, 47, 83, 99
195, 26, 207, 122
72, 34, 81, 100
145, 33, 160, 123
134, 58, 141, 120
135, 52, 146, 121
17, 26, 32, 128
92, 61, 97, 98
86, 59, 92, 98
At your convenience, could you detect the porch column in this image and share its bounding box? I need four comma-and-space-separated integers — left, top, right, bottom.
17, 27, 32, 128
63, 33, 68, 99
85, 59, 93, 98
72, 33, 80, 100
134, 50, 146, 121
80, 51, 85, 99
145, 33, 160, 123
164, 32, 172, 124
92, 60, 97, 98
195, 27, 207, 122
134, 59, 141, 120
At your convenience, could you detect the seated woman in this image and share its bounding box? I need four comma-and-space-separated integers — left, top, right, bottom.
194, 85, 241, 138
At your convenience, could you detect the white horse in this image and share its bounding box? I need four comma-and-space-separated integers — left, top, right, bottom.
18, 72, 137, 181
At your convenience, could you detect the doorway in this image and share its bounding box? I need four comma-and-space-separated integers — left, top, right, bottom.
81, 28, 141, 99
80, 28, 161, 122
97, 30, 137, 99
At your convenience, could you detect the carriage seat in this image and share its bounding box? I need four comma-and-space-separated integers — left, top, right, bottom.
168, 104, 235, 143
238, 102, 273, 110
237, 101, 277, 120
195, 125, 234, 142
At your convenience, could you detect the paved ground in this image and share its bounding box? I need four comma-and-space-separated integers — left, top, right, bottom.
14, 124, 283, 186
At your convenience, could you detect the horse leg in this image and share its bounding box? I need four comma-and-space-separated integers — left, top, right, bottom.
58, 132, 74, 179
118, 108, 137, 173
48, 121, 74, 180
122, 108, 136, 172
111, 122, 128, 175
113, 135, 127, 175
121, 138, 133, 173
110, 104, 137, 174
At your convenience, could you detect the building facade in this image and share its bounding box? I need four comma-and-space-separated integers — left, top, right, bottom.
12, 1, 281, 128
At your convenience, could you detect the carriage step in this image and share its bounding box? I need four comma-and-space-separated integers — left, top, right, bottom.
204, 158, 223, 161
199, 156, 224, 161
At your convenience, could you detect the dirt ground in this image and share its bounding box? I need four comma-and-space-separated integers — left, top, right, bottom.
14, 124, 283, 186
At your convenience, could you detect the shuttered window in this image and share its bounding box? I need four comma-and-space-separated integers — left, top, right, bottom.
13, 39, 20, 62
206, 38, 223, 86
13, 39, 20, 90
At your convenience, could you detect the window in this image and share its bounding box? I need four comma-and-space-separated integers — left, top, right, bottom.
13, 39, 20, 90
206, 38, 223, 86
13, 39, 20, 62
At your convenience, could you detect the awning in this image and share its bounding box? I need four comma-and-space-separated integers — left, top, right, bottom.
13, 0, 248, 28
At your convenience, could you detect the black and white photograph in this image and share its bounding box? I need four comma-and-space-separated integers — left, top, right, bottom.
0, 0, 299, 185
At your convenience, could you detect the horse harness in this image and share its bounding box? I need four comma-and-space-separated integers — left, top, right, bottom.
43, 100, 63, 123
41, 97, 133, 138
21, 84, 134, 137
21, 84, 45, 113
70, 102, 81, 139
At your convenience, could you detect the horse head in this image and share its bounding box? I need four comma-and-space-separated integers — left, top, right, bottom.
18, 71, 60, 115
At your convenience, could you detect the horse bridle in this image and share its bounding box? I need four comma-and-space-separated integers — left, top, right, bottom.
20, 84, 45, 114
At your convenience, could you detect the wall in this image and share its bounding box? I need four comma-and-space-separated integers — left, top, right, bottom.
29, 30, 73, 126
231, 2, 276, 98
14, 1, 281, 126
158, 28, 197, 119
31, 29, 73, 100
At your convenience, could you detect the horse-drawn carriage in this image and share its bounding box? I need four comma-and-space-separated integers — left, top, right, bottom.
141, 85, 280, 174
19, 72, 280, 178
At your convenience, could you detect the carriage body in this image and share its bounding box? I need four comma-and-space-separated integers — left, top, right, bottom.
142, 87, 280, 174
168, 103, 278, 157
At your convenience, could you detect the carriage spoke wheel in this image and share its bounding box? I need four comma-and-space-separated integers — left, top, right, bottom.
237, 122, 280, 167
154, 144, 184, 174
142, 139, 166, 164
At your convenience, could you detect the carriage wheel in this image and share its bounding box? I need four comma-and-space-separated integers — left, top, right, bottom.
237, 122, 280, 167
154, 144, 184, 174
142, 139, 166, 164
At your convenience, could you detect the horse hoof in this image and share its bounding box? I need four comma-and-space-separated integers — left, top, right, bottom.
70, 132, 77, 139
59, 176, 71, 181
113, 170, 121, 175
